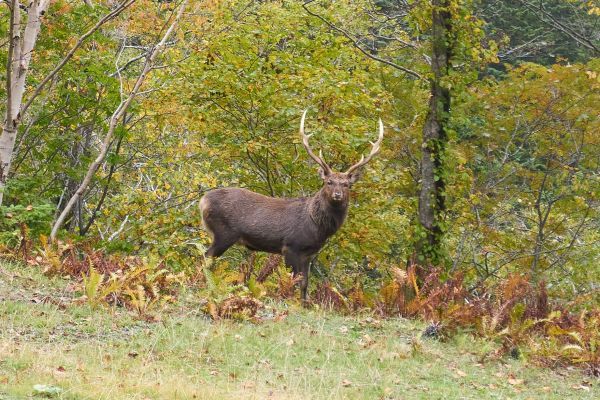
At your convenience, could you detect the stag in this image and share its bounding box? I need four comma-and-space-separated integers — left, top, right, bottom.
200, 111, 383, 300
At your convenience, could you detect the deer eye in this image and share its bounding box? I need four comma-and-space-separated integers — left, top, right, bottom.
343, 183, 349, 188
327, 181, 333, 185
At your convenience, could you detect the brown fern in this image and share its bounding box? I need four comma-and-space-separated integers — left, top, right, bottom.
256, 254, 281, 283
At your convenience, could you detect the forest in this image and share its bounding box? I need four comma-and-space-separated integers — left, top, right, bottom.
1, 0, 599, 398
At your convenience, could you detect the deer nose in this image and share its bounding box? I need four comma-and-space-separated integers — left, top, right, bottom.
333, 191, 342, 200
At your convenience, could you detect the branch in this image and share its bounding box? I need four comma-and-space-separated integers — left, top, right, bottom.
517, 0, 599, 55
80, 133, 124, 236
50, 0, 189, 240
20, 0, 135, 117
107, 215, 129, 241
302, 0, 423, 80
109, 52, 146, 77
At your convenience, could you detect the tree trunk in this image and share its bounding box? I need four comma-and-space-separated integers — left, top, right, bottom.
416, 0, 452, 266
58, 125, 93, 233
1, 0, 50, 206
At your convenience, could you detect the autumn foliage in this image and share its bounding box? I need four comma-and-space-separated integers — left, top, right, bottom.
0, 0, 598, 380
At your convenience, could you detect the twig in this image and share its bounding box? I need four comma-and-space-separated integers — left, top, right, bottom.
108, 215, 129, 241
302, 0, 423, 80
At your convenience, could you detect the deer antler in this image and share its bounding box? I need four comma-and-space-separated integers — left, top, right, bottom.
345, 118, 384, 175
300, 110, 332, 175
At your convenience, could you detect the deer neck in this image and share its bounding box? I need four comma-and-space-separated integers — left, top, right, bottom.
309, 189, 348, 237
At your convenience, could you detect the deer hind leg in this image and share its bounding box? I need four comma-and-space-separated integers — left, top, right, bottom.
205, 231, 237, 258
200, 196, 238, 258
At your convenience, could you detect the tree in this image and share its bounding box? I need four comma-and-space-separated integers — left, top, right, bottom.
1, 0, 51, 206
416, 0, 452, 265
0, 0, 133, 206
50, 0, 189, 240
303, 0, 497, 267
451, 62, 599, 292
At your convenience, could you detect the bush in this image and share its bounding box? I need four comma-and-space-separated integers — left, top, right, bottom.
0, 203, 54, 248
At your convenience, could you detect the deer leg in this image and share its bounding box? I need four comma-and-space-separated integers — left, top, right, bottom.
299, 260, 311, 303
283, 249, 310, 302
205, 232, 237, 258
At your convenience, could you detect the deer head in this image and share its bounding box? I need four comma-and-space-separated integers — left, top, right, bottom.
299, 110, 384, 206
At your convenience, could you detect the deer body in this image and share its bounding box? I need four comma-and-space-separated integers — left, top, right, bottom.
201, 187, 347, 256
201, 111, 383, 301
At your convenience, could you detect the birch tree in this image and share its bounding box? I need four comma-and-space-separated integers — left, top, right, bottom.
1, 0, 50, 206
0, 0, 133, 206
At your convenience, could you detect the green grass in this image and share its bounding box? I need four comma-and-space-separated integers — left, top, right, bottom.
0, 260, 597, 399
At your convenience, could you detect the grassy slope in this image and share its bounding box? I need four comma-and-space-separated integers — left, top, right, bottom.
0, 260, 597, 400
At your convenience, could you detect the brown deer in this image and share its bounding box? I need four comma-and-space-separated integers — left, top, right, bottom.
200, 111, 384, 301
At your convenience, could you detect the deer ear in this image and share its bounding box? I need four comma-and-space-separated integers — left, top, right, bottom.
318, 167, 330, 179
348, 169, 362, 185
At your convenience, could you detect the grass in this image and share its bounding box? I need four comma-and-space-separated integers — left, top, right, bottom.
0, 259, 597, 399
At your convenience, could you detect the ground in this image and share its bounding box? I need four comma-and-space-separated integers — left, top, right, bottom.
0, 260, 597, 399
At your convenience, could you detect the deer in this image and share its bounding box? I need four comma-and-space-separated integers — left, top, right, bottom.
199, 110, 384, 301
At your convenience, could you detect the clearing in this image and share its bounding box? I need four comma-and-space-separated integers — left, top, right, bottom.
0, 260, 597, 399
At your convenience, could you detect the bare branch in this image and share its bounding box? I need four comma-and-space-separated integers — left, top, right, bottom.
302, 0, 423, 80
108, 215, 129, 241
109, 52, 147, 77
517, 0, 599, 55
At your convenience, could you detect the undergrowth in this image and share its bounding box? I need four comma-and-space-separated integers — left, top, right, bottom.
1, 239, 598, 377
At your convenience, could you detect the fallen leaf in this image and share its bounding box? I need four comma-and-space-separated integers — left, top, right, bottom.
508, 378, 524, 385
455, 369, 467, 377
341, 379, 352, 387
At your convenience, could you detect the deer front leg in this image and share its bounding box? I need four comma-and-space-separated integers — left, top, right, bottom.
298, 260, 311, 303
283, 249, 310, 303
